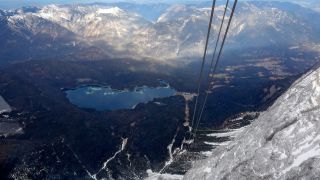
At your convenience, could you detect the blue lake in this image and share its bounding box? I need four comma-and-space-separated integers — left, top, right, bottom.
65, 85, 177, 111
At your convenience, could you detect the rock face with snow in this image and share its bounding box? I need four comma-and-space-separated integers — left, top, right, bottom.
184, 66, 320, 179
0, 9, 95, 64
0, 95, 11, 114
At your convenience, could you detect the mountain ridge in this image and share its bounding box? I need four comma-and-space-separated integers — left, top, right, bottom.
0, 1, 320, 64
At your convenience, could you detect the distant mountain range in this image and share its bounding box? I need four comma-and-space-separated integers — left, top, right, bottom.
0, 1, 320, 64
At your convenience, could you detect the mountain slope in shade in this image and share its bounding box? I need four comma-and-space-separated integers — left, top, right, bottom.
183, 66, 320, 179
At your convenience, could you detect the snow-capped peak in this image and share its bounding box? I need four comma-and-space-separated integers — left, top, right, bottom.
97, 7, 124, 17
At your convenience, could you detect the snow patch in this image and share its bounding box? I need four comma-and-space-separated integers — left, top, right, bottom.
206, 128, 245, 138
97, 7, 123, 17
146, 169, 183, 180
204, 141, 230, 146
201, 151, 213, 157
92, 138, 128, 179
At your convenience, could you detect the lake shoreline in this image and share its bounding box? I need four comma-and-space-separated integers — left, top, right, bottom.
64, 84, 177, 111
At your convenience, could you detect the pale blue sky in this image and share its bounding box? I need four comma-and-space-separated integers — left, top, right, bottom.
2, 0, 184, 9
0, 0, 316, 10
0, 0, 195, 8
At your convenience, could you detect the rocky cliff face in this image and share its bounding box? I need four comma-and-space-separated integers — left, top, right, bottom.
184, 66, 320, 180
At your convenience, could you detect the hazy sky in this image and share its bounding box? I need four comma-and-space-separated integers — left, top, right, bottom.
0, 0, 196, 8
0, 0, 316, 10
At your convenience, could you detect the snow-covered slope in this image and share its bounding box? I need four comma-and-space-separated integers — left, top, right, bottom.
184, 66, 320, 179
